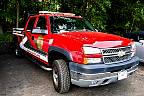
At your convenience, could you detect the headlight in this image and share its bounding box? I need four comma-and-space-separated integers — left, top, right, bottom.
83, 47, 101, 54
131, 43, 136, 57
83, 47, 102, 64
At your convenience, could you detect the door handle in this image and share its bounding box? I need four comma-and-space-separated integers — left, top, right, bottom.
32, 36, 34, 40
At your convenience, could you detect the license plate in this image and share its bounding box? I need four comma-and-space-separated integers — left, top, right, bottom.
118, 70, 127, 80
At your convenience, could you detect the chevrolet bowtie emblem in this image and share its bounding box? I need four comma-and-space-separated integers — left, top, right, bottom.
117, 51, 126, 57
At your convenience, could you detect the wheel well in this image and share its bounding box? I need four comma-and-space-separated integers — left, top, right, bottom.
48, 51, 70, 66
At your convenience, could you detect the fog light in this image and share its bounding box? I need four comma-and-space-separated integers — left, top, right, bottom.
84, 58, 102, 64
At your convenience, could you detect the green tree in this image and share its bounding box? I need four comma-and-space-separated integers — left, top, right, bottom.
107, 0, 144, 34
1, 0, 144, 35
58, 0, 111, 31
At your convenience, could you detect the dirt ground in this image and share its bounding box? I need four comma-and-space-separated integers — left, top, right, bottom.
0, 54, 144, 96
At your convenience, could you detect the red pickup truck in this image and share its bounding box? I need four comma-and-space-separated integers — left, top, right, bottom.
13, 11, 139, 93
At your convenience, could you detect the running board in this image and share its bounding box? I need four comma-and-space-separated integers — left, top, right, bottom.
26, 55, 52, 71
40, 65, 52, 71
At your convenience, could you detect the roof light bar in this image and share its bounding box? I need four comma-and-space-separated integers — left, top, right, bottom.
63, 13, 75, 16
39, 11, 75, 16
39, 11, 60, 14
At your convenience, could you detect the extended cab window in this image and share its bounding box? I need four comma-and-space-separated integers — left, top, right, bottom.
27, 17, 36, 31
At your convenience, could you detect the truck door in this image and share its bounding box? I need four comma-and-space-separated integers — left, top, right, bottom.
31, 16, 50, 54
21, 16, 50, 63
24, 16, 38, 49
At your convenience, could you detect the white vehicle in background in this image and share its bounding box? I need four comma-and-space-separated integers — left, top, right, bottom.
135, 40, 144, 62
125, 31, 144, 62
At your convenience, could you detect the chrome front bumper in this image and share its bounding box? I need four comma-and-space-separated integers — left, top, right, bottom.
69, 56, 139, 87
139, 58, 144, 63
71, 64, 138, 87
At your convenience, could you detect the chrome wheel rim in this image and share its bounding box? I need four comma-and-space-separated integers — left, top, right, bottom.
53, 68, 58, 87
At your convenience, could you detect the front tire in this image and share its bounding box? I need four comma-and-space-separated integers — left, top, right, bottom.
52, 59, 71, 93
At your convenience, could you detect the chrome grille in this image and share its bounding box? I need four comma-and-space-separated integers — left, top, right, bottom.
102, 46, 132, 55
101, 46, 132, 64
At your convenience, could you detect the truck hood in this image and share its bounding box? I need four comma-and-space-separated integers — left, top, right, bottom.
59, 31, 132, 48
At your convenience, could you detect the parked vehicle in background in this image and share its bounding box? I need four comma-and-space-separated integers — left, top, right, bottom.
13, 11, 139, 93
124, 31, 144, 62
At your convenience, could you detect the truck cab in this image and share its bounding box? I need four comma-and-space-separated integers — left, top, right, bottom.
13, 11, 139, 93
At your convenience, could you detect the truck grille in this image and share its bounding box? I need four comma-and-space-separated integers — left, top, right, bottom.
101, 46, 132, 64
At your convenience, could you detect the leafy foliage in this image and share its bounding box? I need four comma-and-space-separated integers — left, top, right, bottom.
1, 0, 144, 35
0, 33, 13, 42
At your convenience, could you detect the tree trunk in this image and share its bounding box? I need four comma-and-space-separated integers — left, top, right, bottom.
16, 0, 19, 28
0, 25, 3, 34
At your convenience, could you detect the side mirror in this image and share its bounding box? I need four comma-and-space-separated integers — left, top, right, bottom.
32, 27, 48, 34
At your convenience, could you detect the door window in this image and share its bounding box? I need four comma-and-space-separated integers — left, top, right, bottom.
32, 16, 48, 34
37, 16, 47, 30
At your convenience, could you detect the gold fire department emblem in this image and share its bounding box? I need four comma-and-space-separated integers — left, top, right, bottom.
37, 35, 43, 50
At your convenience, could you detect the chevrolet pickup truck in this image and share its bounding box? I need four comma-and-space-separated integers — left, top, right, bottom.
13, 11, 139, 93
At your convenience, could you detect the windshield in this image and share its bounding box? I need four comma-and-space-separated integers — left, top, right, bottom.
50, 16, 95, 33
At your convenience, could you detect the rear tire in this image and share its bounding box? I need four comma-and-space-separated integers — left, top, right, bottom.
52, 59, 71, 93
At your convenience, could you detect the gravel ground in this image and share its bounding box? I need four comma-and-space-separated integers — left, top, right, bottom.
0, 54, 144, 96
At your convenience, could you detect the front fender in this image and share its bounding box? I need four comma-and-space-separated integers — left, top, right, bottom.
48, 46, 73, 61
